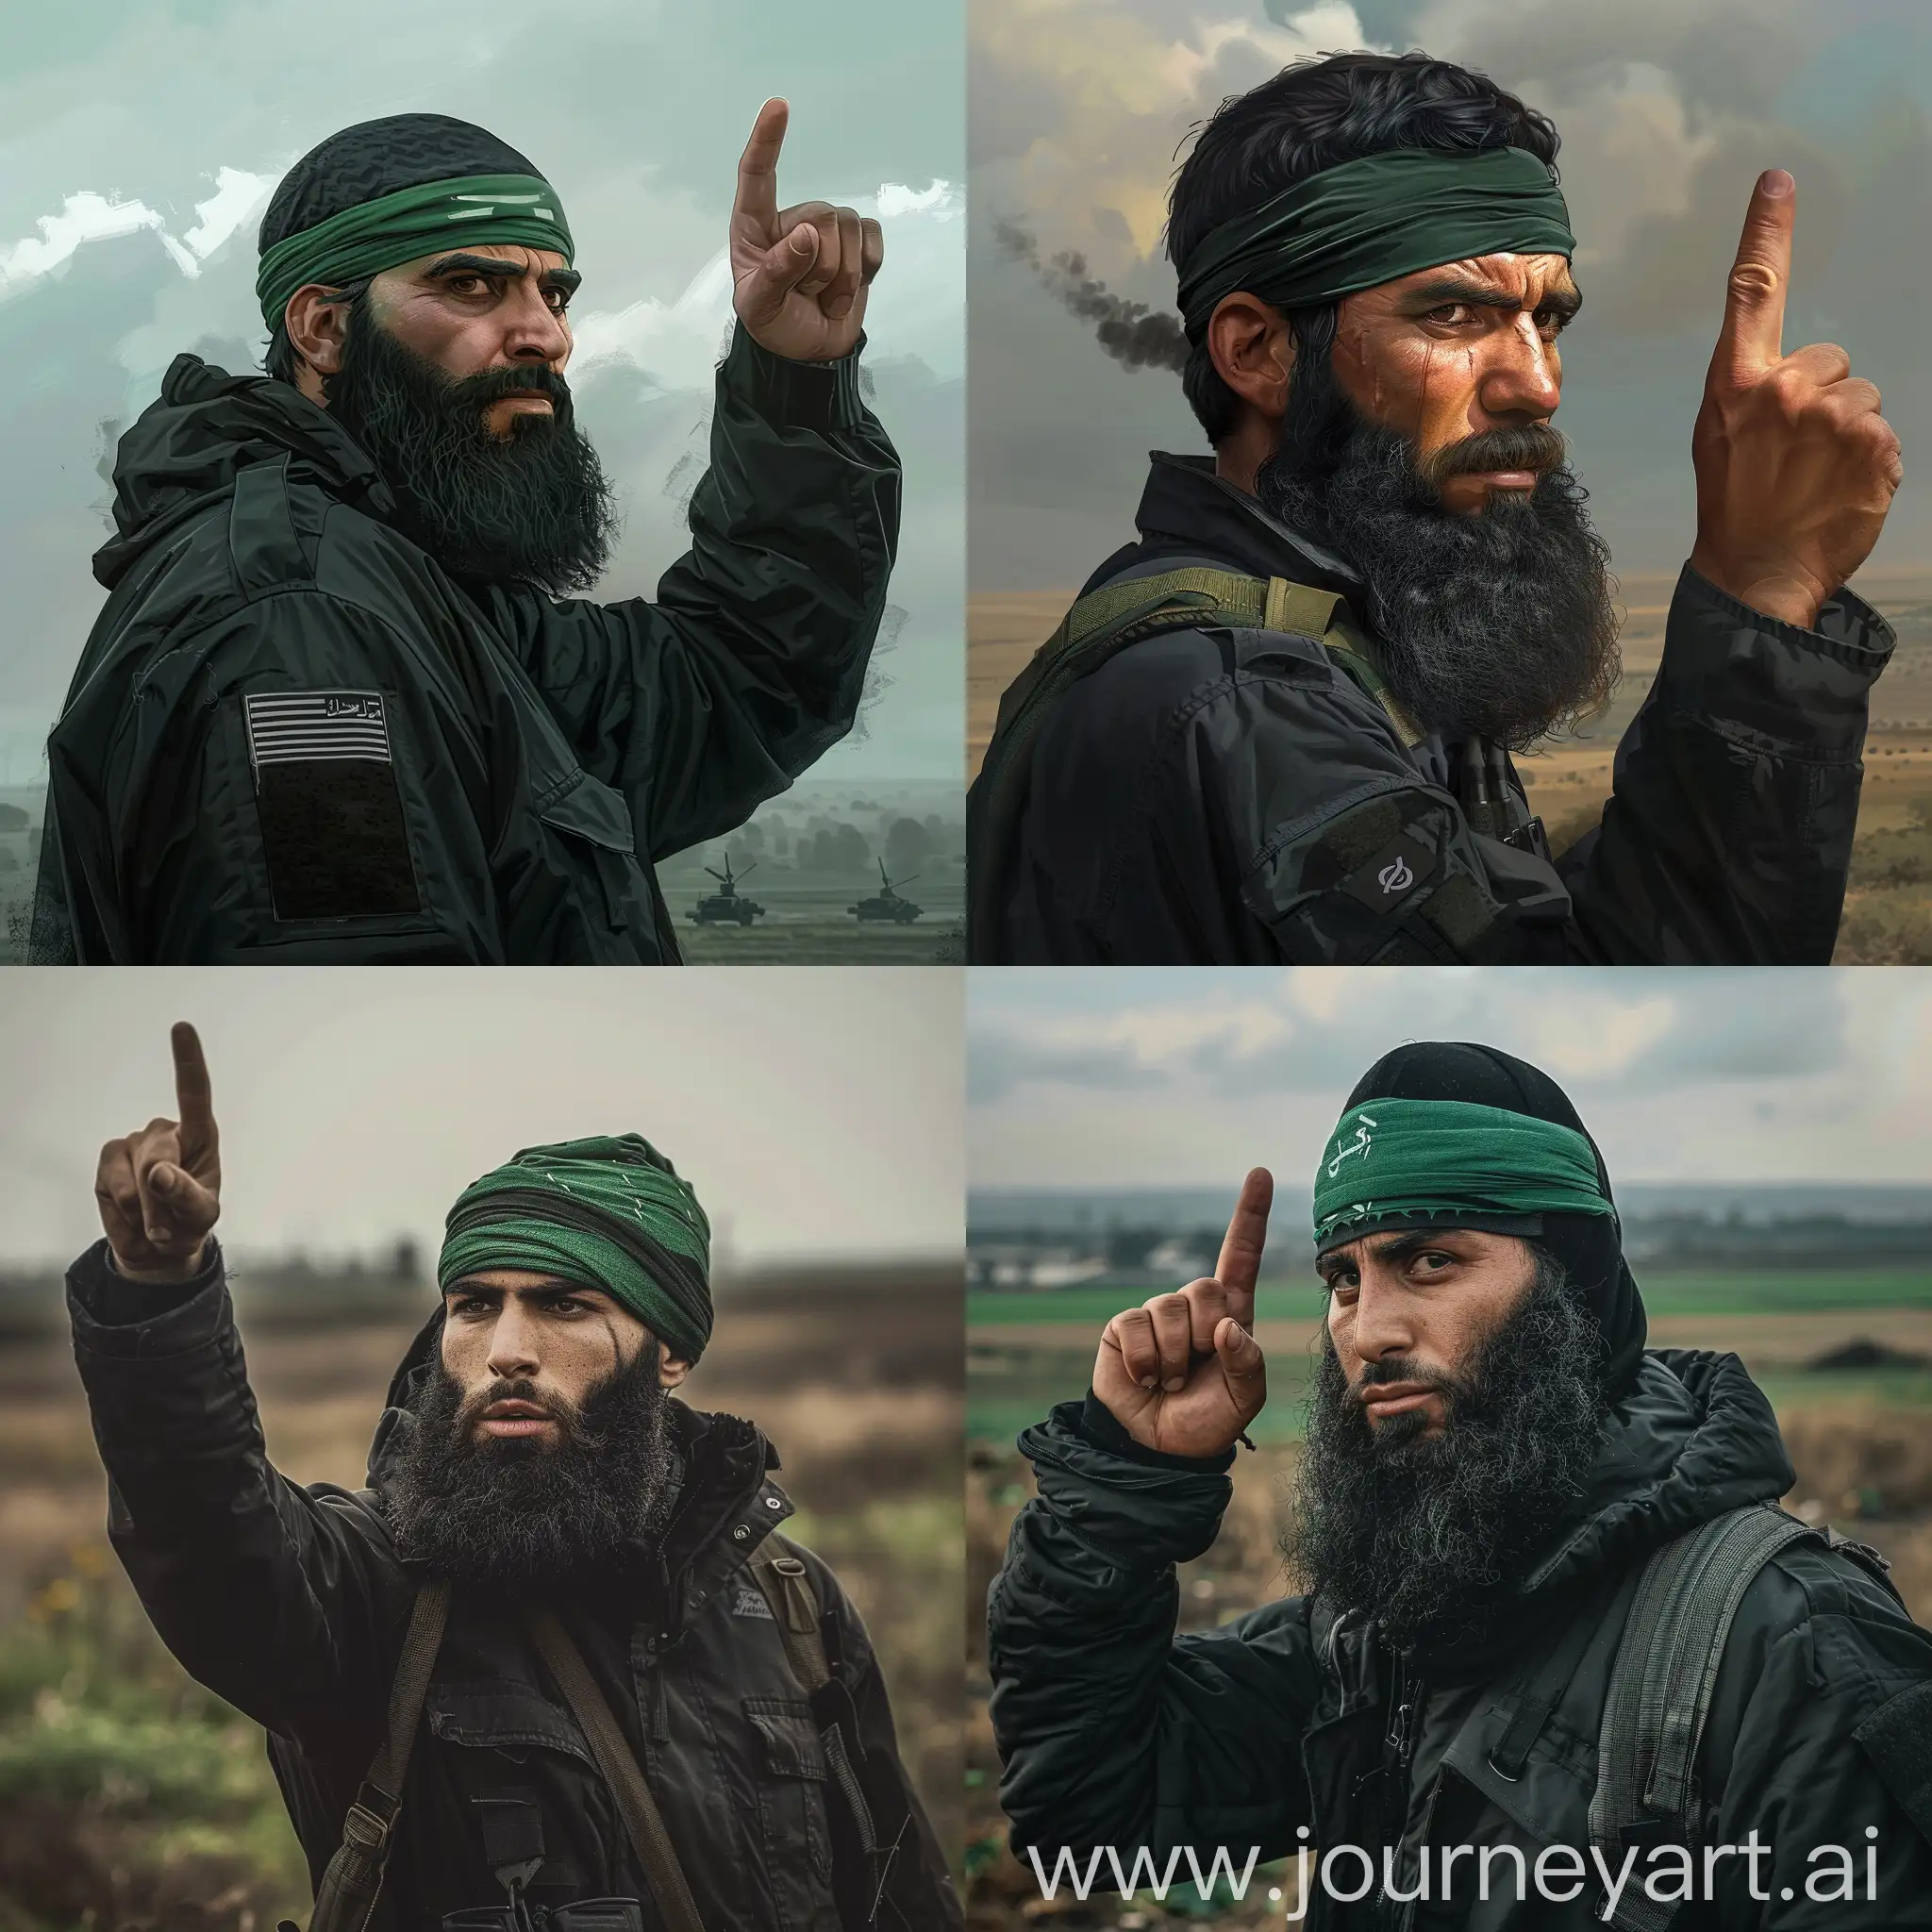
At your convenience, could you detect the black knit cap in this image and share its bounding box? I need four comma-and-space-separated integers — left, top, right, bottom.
1341, 1041, 1648, 1404
259, 113, 543, 254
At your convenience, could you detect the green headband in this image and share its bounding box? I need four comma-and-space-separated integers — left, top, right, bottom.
1312, 1096, 1612, 1251
1174, 145, 1574, 341
438, 1134, 712, 1364
256, 171, 575, 334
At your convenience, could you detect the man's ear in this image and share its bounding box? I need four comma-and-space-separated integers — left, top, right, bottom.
1206, 291, 1294, 423
658, 1350, 692, 1390
284, 285, 354, 391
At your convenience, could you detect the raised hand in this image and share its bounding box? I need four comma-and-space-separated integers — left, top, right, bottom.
1092, 1168, 1272, 1458
1689, 169, 1902, 631
730, 97, 884, 363
94, 1022, 223, 1282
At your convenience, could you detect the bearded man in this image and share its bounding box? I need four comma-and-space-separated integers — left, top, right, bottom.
35, 103, 900, 964
69, 1024, 959, 1929
987, 1043, 1932, 1928
970, 52, 1901, 965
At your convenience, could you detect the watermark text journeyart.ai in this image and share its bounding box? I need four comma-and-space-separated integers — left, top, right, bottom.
1025, 1829, 1889, 1919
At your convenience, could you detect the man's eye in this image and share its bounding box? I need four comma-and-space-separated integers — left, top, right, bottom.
447, 275, 491, 297
454, 1295, 491, 1316
1424, 304, 1473, 326
544, 288, 570, 313
1535, 308, 1571, 335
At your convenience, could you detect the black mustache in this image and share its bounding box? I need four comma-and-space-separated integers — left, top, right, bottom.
1419, 423, 1566, 487
448, 363, 575, 412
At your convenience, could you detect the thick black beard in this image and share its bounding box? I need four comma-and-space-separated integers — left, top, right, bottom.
1257, 357, 1620, 751
1283, 1255, 1608, 1654
325, 296, 619, 594
378, 1343, 680, 1589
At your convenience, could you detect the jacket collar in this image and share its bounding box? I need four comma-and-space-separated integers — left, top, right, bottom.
1118, 450, 1364, 598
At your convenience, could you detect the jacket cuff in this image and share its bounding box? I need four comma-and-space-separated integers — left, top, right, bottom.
1017, 1400, 1233, 1568
720, 319, 867, 433
68, 1237, 229, 1356
1665, 564, 1895, 759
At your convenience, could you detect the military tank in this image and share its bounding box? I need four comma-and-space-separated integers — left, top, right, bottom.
690, 857, 765, 926
849, 858, 924, 924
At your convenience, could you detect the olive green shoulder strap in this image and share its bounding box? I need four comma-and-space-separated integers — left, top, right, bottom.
967, 563, 1419, 956
748, 1533, 831, 1693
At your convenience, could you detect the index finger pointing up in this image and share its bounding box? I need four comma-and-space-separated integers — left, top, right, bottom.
171, 1021, 216, 1148
735, 98, 790, 238
1213, 1168, 1274, 1317
1714, 168, 1794, 382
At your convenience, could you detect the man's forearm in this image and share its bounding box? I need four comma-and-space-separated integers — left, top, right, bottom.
67, 1238, 392, 1739
1558, 564, 1894, 964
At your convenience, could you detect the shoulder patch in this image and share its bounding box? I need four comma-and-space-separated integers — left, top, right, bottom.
244, 690, 391, 769
242, 690, 419, 923
1339, 833, 1437, 912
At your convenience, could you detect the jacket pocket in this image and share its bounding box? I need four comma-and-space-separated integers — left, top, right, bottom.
426, 1680, 595, 1767
536, 772, 654, 939
743, 1697, 840, 1930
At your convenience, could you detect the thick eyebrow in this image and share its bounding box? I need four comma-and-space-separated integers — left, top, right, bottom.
442, 1279, 600, 1305
1404, 275, 1581, 321
1317, 1228, 1469, 1280
421, 252, 583, 297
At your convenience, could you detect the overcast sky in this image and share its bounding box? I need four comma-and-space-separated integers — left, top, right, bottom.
971, 0, 1932, 590
0, 969, 962, 1269
0, 0, 963, 785
969, 967, 1932, 1190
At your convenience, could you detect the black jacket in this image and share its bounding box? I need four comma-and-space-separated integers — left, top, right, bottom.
67, 1240, 959, 1930
988, 1354, 1932, 1929
35, 325, 900, 963
975, 455, 1893, 964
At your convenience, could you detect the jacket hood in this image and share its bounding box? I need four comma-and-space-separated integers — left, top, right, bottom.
1528, 1348, 1793, 1598
92, 353, 393, 590
363, 1305, 786, 1612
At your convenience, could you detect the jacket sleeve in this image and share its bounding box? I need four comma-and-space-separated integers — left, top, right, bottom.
481, 324, 902, 862
986, 1402, 1319, 1870
1700, 1541, 1932, 1927
87, 593, 507, 964
795, 1542, 964, 1929
1556, 566, 1894, 964
66, 1238, 405, 1749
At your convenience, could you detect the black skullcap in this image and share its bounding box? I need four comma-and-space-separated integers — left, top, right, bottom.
1342, 1041, 1648, 1405
259, 113, 542, 256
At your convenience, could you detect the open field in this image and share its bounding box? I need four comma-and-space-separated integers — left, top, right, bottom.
0, 1264, 962, 1930
963, 1271, 1932, 1926
968, 568, 1932, 963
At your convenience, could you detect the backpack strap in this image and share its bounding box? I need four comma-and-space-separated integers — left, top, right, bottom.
525, 1604, 707, 1932
748, 1534, 832, 1692
1590, 1505, 1818, 1930
967, 563, 1416, 955
308, 1578, 450, 1932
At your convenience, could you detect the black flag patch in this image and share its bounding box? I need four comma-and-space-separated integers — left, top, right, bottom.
243, 691, 420, 922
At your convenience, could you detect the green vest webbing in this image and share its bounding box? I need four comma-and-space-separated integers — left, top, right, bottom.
967, 564, 1417, 955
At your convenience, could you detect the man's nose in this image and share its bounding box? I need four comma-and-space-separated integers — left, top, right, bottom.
1349, 1279, 1416, 1367
1477, 318, 1560, 422
486, 1304, 541, 1378
502, 285, 570, 365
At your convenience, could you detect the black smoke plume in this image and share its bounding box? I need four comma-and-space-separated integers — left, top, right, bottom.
994, 219, 1189, 373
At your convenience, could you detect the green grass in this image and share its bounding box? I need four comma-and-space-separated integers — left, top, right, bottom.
969, 1269, 1932, 1328
0, 1555, 309, 1926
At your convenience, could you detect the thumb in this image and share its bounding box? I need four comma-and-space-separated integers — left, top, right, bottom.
741, 224, 819, 321
1216, 1316, 1266, 1394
